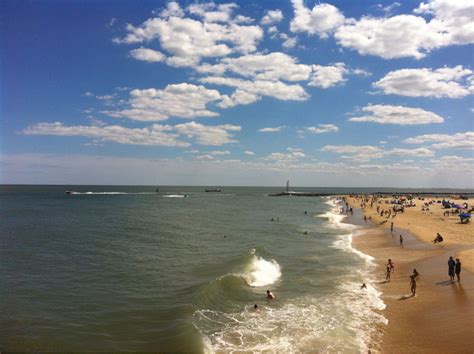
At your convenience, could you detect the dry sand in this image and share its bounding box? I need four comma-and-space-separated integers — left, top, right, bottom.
343, 195, 474, 353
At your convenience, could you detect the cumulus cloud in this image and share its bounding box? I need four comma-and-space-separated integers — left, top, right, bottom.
129, 47, 166, 62
105, 83, 222, 121
114, 6, 263, 67
374, 66, 474, 98
244, 150, 255, 155
348, 105, 444, 125
309, 63, 347, 88
335, 0, 474, 59
266, 151, 305, 162
304, 124, 339, 134
261, 9, 283, 25
200, 76, 309, 101
403, 132, 474, 149
23, 122, 189, 147
290, 0, 345, 38
24, 121, 241, 147
196, 51, 356, 95
217, 90, 261, 108
386, 147, 434, 157
321, 145, 383, 155
258, 126, 285, 133
321, 144, 435, 160
174, 121, 241, 145
196, 52, 312, 82
158, 1, 184, 18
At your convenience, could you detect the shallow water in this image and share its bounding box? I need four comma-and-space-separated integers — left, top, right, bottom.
0, 186, 394, 352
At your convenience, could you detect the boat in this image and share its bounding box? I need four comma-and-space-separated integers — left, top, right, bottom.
205, 188, 221, 192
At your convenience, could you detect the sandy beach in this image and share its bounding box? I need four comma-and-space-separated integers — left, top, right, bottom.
344, 195, 474, 353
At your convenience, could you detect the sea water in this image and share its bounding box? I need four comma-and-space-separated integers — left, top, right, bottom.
0, 186, 389, 352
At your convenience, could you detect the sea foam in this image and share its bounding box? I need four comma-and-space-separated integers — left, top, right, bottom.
243, 252, 281, 287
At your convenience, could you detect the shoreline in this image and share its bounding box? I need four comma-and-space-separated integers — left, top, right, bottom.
342, 197, 474, 353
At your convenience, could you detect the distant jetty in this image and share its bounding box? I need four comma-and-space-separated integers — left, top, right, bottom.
269, 180, 332, 197
269, 191, 332, 197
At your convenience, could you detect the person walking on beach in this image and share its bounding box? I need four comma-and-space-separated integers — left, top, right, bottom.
387, 259, 395, 273
455, 258, 462, 282
412, 269, 419, 279
399, 234, 403, 245
410, 275, 417, 296
385, 266, 391, 282
448, 256, 456, 281
390, 222, 393, 233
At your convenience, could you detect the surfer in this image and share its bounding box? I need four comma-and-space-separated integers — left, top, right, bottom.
266, 290, 275, 299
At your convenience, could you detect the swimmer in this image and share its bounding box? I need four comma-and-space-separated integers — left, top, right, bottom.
254, 304, 258, 310
266, 290, 275, 299
361, 283, 367, 289
304, 231, 308, 235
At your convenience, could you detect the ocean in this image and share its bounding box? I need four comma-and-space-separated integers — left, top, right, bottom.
3, 184, 431, 352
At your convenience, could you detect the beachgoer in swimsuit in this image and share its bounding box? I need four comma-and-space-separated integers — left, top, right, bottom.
266, 290, 275, 299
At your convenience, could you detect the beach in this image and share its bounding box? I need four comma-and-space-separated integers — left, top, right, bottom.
344, 195, 474, 353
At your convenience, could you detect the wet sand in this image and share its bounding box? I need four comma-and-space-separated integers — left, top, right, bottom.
344, 200, 474, 353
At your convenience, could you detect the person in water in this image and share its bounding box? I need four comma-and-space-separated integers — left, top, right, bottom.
266, 290, 275, 299
254, 304, 258, 310
361, 283, 367, 289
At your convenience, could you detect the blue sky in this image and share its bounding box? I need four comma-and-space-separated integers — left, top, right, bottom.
2, 0, 473, 187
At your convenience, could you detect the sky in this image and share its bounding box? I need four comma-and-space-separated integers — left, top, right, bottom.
1, 0, 473, 187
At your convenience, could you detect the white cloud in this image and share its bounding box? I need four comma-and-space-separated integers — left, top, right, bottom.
309, 63, 347, 88
159, 2, 184, 18
258, 126, 284, 133
348, 105, 444, 125
321, 145, 383, 155
386, 147, 434, 157
24, 121, 241, 147
244, 150, 255, 155
187, 3, 238, 23
218, 89, 261, 108
23, 122, 189, 147
114, 9, 263, 67
266, 151, 305, 162
83, 91, 94, 97
197, 52, 312, 82
209, 150, 231, 155
268, 26, 278, 34
403, 132, 474, 149
106, 83, 222, 121
200, 76, 309, 101
261, 9, 283, 25
335, 0, 474, 59
129, 47, 166, 63
374, 66, 473, 98
282, 36, 298, 49
290, 0, 345, 38
304, 124, 339, 134
174, 121, 241, 146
